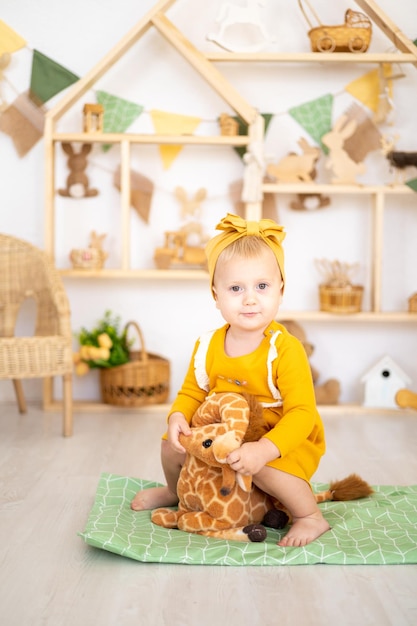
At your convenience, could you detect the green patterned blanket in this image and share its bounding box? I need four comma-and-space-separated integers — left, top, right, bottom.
79, 473, 417, 566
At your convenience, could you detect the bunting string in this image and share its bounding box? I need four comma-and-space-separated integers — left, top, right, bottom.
0, 18, 404, 169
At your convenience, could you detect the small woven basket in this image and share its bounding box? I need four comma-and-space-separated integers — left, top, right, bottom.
319, 284, 363, 314
100, 321, 170, 407
409, 293, 417, 313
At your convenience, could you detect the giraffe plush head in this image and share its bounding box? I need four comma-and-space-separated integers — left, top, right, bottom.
151, 392, 289, 542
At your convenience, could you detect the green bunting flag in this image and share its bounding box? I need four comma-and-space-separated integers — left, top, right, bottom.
96, 90, 144, 151
289, 94, 334, 153
231, 113, 273, 159
405, 177, 417, 193
30, 50, 79, 105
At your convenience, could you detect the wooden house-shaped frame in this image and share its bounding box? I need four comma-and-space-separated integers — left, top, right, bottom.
43, 0, 417, 413
44, 0, 417, 260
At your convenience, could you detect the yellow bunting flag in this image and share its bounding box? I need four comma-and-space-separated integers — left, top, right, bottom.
150, 109, 201, 169
0, 20, 26, 55
345, 64, 393, 113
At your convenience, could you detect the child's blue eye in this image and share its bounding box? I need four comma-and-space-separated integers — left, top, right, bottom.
231, 285, 240, 292
258, 283, 267, 290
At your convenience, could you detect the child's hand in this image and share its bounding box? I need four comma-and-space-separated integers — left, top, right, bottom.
167, 412, 191, 453
227, 439, 279, 475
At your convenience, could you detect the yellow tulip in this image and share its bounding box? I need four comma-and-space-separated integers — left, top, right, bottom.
86, 346, 102, 360
75, 361, 90, 376
80, 345, 92, 360
97, 347, 110, 360
98, 333, 113, 349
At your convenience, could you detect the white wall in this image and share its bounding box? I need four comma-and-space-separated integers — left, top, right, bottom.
1, 0, 416, 405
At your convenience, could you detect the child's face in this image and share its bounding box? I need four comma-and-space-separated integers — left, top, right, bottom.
212, 246, 283, 333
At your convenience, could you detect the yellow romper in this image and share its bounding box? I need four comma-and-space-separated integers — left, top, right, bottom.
168, 320, 326, 484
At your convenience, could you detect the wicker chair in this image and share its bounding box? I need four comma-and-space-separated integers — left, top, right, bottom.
0, 234, 73, 436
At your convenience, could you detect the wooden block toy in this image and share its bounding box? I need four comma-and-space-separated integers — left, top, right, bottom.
395, 389, 417, 411
83, 103, 104, 133
219, 113, 239, 136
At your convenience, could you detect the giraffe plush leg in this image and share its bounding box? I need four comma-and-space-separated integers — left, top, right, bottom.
177, 511, 238, 534
200, 525, 266, 542
151, 507, 181, 528
242, 524, 267, 542
262, 508, 290, 529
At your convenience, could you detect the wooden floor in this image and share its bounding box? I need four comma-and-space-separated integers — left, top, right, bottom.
1, 402, 417, 626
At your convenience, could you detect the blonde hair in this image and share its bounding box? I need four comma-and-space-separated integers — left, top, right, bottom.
214, 236, 281, 278
206, 214, 286, 296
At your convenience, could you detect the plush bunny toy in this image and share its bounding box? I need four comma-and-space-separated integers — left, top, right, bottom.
58, 142, 98, 198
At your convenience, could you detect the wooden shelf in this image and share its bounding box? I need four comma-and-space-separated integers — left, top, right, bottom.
42, 399, 416, 417
59, 268, 209, 279
205, 52, 417, 65
58, 265, 417, 322
278, 311, 417, 323
51, 133, 250, 146
262, 183, 414, 195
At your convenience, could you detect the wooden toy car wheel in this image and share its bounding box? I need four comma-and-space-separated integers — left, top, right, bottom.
317, 35, 336, 52
348, 36, 367, 53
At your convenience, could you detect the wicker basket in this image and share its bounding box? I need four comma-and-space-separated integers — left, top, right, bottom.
409, 293, 417, 313
319, 284, 363, 314
100, 321, 170, 407
298, 1, 372, 53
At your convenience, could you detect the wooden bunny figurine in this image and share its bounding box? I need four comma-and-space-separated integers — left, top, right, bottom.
322, 115, 366, 185
58, 142, 98, 198
175, 186, 208, 246
266, 137, 321, 183
174, 186, 207, 221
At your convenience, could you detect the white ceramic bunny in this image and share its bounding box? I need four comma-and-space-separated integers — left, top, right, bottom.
322, 115, 366, 184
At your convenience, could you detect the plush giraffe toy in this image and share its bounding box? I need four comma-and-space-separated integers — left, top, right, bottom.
151, 392, 283, 542
151, 392, 373, 543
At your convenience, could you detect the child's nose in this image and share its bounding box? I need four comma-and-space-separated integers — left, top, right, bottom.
243, 289, 257, 304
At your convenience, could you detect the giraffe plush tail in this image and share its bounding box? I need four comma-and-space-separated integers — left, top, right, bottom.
315, 473, 374, 503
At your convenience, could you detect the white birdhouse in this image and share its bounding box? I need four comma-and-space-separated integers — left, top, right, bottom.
361, 355, 411, 409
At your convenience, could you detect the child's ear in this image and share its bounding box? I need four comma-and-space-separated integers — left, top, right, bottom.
279, 282, 284, 303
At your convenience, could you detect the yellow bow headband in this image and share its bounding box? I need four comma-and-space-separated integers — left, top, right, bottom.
205, 213, 286, 293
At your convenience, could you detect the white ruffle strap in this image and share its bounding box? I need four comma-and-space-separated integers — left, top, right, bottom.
261, 330, 283, 408
194, 329, 216, 391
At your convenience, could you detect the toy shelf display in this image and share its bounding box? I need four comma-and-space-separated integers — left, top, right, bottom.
42, 0, 417, 412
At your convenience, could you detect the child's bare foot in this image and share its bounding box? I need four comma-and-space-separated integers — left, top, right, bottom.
278, 512, 330, 547
130, 486, 178, 511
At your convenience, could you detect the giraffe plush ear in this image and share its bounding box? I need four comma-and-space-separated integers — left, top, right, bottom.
236, 473, 253, 493
213, 431, 253, 493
